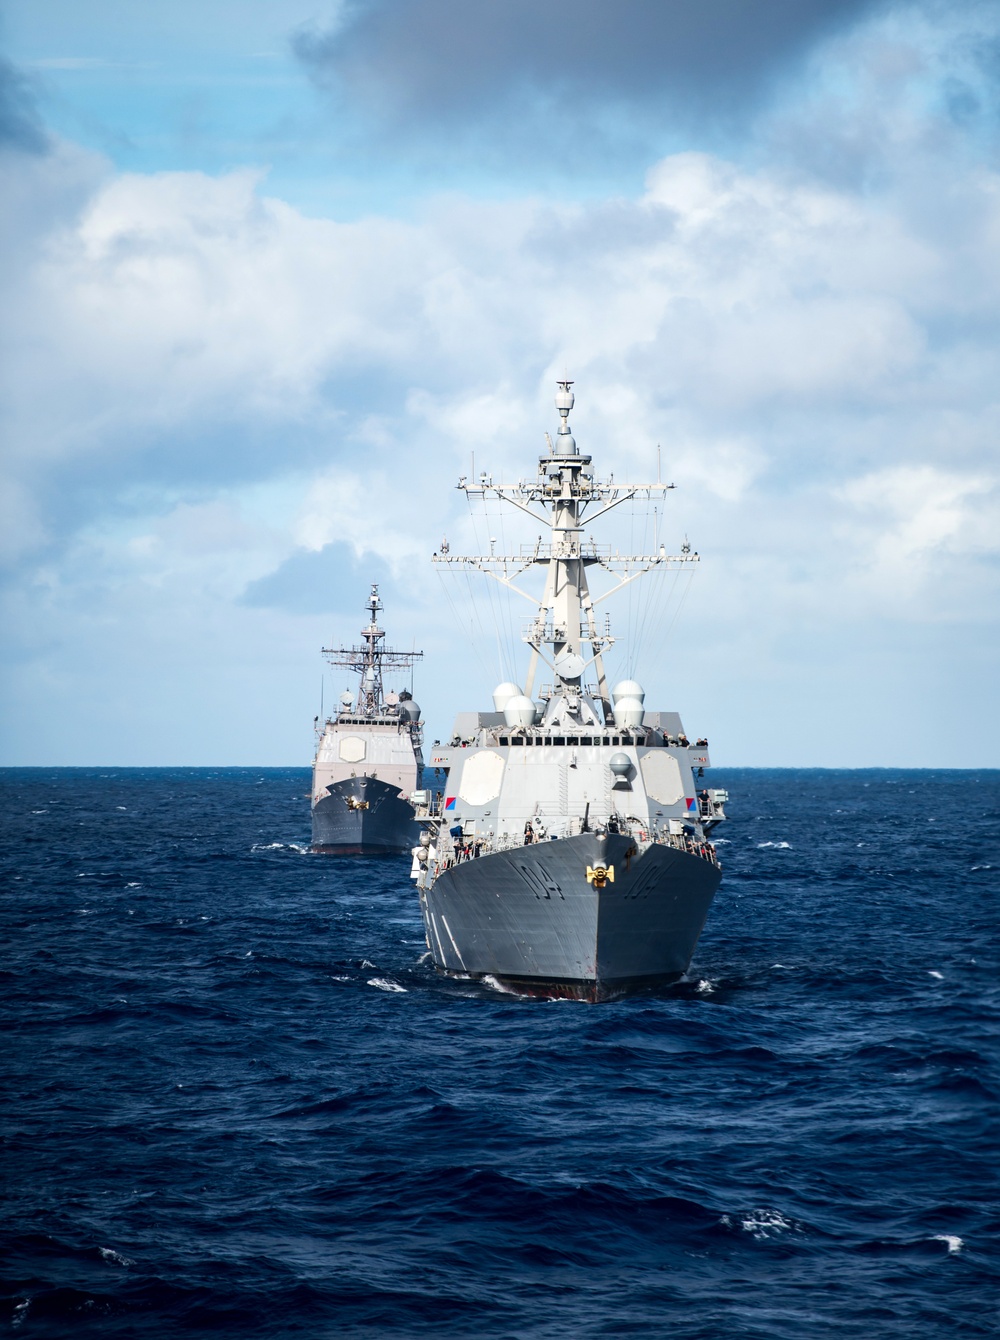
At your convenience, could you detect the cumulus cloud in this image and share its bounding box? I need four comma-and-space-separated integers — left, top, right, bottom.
295, 0, 880, 134
2, 5, 999, 763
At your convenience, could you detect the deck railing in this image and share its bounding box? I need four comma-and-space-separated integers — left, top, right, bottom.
427, 823, 720, 873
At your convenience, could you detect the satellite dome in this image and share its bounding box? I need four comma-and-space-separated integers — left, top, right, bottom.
612, 680, 645, 704
608, 752, 632, 777
492, 682, 521, 712
503, 695, 536, 728
613, 697, 645, 728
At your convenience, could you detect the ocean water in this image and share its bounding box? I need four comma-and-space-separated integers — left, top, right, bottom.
1, 766, 997, 1339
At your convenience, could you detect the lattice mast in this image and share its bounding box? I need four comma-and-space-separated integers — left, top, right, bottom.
432, 381, 698, 721
321, 583, 422, 717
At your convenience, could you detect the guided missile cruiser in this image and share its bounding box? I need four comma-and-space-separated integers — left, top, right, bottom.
311, 585, 425, 855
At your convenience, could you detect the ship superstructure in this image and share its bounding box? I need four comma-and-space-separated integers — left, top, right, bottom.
311, 585, 425, 855
412, 381, 727, 999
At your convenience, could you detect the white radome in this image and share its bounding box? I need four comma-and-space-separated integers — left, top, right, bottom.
503, 695, 537, 728
492, 682, 522, 712
613, 697, 645, 728
612, 680, 645, 704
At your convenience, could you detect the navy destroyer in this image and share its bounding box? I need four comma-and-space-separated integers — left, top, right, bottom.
311, 584, 425, 854
412, 381, 727, 999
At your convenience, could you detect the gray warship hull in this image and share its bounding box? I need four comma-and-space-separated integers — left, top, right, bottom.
311, 776, 416, 855
420, 832, 720, 1001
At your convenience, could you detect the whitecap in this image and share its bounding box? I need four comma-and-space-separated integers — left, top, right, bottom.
367, 977, 407, 993
116, 806, 127, 811
12, 1298, 29, 1328
738, 1209, 799, 1240
31, 809, 47, 814
756, 841, 792, 849
696, 979, 715, 994
932, 1234, 963, 1253
125, 882, 141, 889
928, 970, 944, 979
99, 1247, 134, 1266
360, 959, 377, 969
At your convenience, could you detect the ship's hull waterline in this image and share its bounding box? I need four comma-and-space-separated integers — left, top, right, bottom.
311, 776, 416, 856
420, 833, 721, 1001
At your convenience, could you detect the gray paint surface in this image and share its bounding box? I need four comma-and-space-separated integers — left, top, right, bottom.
312, 776, 416, 855
422, 833, 720, 997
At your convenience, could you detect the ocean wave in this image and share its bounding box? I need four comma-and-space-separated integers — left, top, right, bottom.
720, 1209, 803, 1241
931, 1234, 963, 1253
98, 1247, 134, 1267
3, 765, 996, 1338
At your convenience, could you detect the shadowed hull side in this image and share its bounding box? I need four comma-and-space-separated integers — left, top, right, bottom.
311, 777, 416, 855
420, 833, 721, 1000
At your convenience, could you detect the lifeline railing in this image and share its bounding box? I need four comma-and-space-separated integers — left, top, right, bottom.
430, 823, 720, 872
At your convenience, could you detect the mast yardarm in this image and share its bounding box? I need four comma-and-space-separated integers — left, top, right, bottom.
321, 583, 422, 717
432, 382, 699, 724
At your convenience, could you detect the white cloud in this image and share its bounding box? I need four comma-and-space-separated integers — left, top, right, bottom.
3, 7, 1000, 763
837, 464, 999, 607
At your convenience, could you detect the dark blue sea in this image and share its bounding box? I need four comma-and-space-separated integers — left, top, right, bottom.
2, 767, 997, 1338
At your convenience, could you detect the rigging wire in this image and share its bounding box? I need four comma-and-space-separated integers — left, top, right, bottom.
439, 452, 697, 709
634, 507, 665, 672
433, 563, 496, 691
485, 487, 520, 683
626, 492, 635, 678
465, 491, 507, 684
495, 492, 521, 684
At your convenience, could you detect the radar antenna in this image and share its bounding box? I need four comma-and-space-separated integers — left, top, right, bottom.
432, 381, 698, 724
321, 583, 423, 718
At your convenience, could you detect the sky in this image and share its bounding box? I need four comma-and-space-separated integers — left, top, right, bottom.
1, 0, 999, 767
